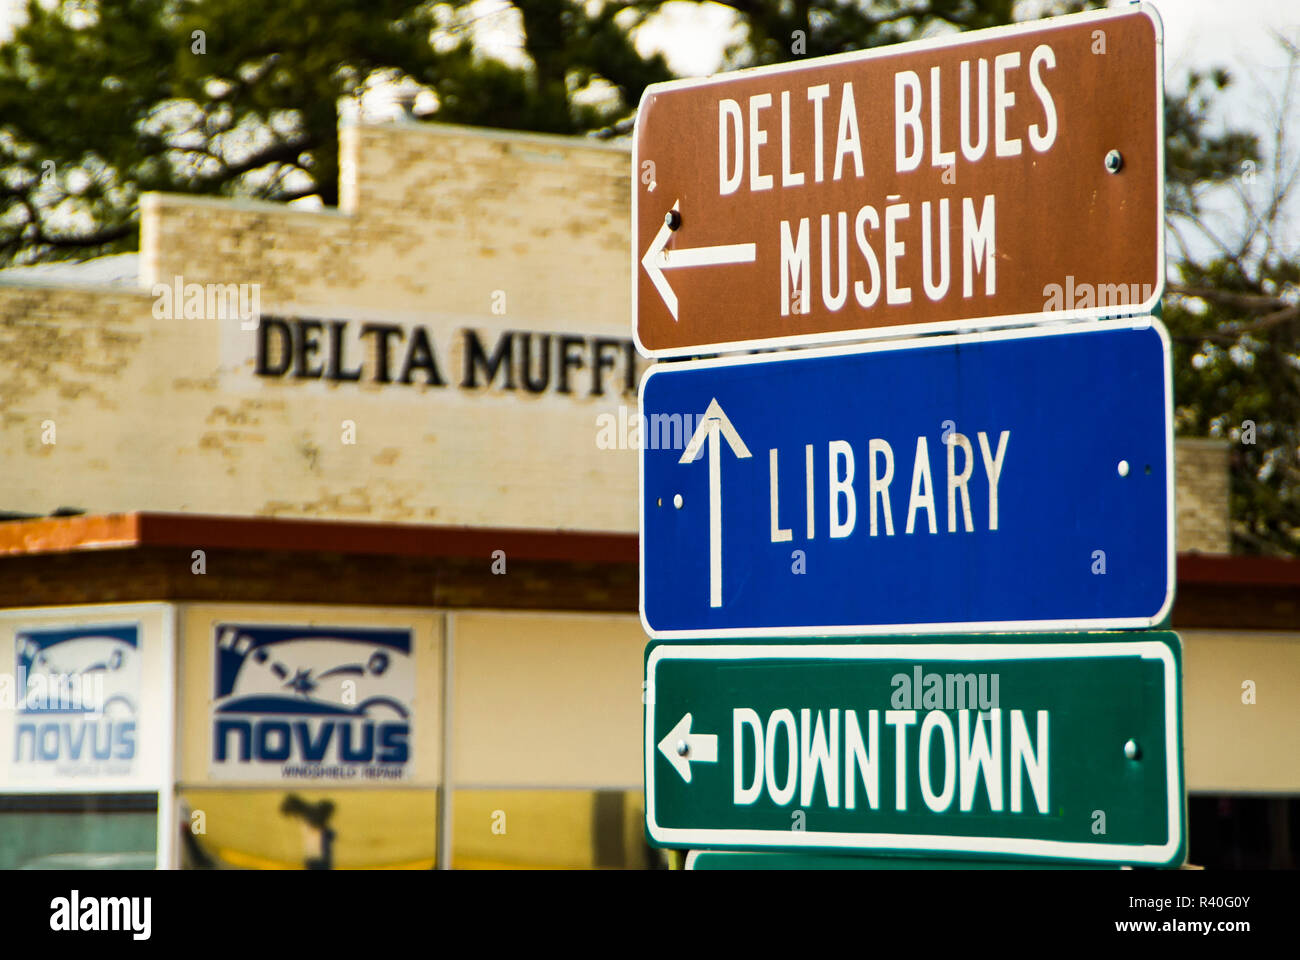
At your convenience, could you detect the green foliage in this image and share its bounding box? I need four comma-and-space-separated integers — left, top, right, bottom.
1162, 58, 1300, 555
1164, 69, 1261, 224
1165, 270, 1300, 555
0, 0, 447, 260
1164, 256, 1300, 557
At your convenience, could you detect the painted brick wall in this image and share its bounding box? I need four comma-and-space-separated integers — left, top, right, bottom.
1175, 438, 1230, 554
1, 121, 640, 532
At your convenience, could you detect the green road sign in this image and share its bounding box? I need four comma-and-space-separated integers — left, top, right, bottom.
684, 851, 1119, 870
645, 634, 1185, 866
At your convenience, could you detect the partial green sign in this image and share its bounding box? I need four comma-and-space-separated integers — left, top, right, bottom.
684, 851, 1118, 870
645, 635, 1184, 866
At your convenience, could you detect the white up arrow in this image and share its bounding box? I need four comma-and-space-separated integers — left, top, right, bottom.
679, 398, 751, 608
657, 712, 718, 784
642, 200, 757, 321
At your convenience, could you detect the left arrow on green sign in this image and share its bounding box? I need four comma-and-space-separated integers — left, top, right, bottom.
658, 712, 719, 783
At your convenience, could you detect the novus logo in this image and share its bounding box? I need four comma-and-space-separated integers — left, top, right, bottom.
210, 625, 413, 782
49, 890, 150, 940
13, 625, 139, 778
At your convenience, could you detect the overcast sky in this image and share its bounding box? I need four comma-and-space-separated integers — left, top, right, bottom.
637, 0, 1295, 77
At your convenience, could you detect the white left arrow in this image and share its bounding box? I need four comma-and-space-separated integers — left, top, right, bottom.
657, 712, 718, 784
680, 398, 751, 608
642, 200, 757, 321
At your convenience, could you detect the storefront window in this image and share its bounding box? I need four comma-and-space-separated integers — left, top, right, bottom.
0, 793, 157, 870
451, 789, 661, 870
179, 788, 438, 869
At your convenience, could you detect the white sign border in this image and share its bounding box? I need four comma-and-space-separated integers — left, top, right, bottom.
638, 316, 1176, 639
646, 638, 1184, 866
630, 3, 1166, 359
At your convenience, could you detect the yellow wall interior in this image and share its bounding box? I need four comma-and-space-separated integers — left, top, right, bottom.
180, 788, 438, 869
450, 611, 645, 789
451, 789, 654, 870
1181, 629, 1300, 793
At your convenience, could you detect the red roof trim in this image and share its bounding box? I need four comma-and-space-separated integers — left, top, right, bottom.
2, 514, 1296, 586
0, 512, 638, 564
1176, 552, 1300, 587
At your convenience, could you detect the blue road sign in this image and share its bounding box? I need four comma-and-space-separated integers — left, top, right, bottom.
639, 318, 1173, 638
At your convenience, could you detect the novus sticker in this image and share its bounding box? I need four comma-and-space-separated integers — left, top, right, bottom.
12, 624, 140, 780
210, 624, 413, 783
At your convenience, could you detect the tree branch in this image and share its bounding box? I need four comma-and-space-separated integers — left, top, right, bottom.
1172, 304, 1300, 345
194, 135, 317, 183
31, 222, 135, 249
1167, 283, 1288, 313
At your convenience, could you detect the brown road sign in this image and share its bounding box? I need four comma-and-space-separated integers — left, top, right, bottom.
632, 5, 1164, 358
